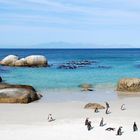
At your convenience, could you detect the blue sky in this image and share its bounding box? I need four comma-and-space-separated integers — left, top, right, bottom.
0, 0, 140, 48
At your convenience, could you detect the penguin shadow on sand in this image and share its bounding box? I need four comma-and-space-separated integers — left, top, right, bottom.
105, 127, 115, 131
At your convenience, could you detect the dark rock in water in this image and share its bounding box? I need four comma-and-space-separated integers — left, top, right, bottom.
48, 64, 53, 67
58, 64, 78, 69
97, 65, 112, 69
0, 83, 40, 103
58, 60, 96, 69
0, 77, 2, 82
66, 60, 96, 66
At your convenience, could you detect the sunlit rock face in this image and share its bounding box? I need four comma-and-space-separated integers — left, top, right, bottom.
0, 55, 48, 67
117, 78, 140, 92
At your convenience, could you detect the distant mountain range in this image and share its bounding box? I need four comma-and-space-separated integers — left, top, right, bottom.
0, 42, 135, 49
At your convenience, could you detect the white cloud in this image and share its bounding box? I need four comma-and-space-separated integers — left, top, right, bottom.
1, 0, 140, 26
0, 0, 140, 46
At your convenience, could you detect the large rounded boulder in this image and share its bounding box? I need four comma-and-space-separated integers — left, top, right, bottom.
25, 55, 48, 67
0, 55, 48, 67
0, 83, 40, 103
117, 78, 140, 92
0, 55, 19, 66
84, 103, 105, 109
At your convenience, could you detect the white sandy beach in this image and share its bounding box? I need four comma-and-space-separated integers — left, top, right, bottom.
0, 97, 139, 140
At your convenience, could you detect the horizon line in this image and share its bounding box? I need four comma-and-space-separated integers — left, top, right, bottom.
0, 47, 139, 49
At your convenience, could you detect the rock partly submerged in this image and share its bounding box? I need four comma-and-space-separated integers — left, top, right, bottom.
97, 65, 112, 69
25, 55, 47, 67
117, 78, 140, 92
79, 84, 93, 91
0, 83, 41, 103
58, 60, 95, 69
0, 55, 19, 66
84, 103, 105, 109
0, 55, 48, 67
0, 76, 2, 82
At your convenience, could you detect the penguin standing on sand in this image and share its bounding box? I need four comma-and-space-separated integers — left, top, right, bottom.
105, 102, 110, 114
48, 114, 55, 122
133, 122, 138, 132
117, 126, 123, 136
121, 104, 126, 111
85, 118, 89, 126
94, 107, 99, 113
99, 117, 104, 127
87, 121, 92, 131
105, 102, 110, 109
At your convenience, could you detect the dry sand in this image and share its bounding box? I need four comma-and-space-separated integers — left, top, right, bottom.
0, 97, 139, 140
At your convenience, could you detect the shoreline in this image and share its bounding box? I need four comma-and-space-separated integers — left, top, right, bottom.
39, 87, 140, 103
39, 86, 118, 103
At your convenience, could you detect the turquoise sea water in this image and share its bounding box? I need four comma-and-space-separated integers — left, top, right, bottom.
0, 49, 140, 102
